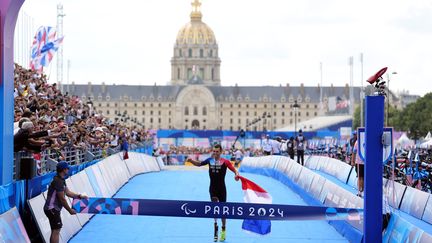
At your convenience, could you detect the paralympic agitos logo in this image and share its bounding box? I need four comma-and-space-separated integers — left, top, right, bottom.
180, 203, 285, 218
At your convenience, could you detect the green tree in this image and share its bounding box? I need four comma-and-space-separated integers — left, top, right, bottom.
395, 93, 432, 139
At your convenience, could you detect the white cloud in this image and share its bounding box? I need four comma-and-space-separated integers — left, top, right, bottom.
17, 0, 432, 96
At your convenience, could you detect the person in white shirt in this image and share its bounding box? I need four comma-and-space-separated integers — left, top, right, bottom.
261, 135, 272, 155
271, 138, 282, 155
234, 149, 243, 167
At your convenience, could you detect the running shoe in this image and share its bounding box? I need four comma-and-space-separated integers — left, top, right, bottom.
214, 223, 218, 242
220, 230, 226, 242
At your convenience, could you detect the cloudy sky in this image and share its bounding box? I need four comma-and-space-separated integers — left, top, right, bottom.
16, 0, 432, 96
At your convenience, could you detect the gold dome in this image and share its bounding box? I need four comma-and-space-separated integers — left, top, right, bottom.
176, 0, 217, 45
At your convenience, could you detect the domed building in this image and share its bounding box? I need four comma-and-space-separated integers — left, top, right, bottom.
65, 0, 361, 132
171, 0, 221, 85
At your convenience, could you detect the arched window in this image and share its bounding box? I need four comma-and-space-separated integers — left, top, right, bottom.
193, 106, 198, 115
188, 49, 192, 57
184, 106, 189, 115
200, 49, 204, 57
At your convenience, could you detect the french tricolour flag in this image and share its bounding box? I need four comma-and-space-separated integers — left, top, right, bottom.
239, 176, 272, 235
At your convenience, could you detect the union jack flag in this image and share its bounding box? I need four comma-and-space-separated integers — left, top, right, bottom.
30, 26, 64, 73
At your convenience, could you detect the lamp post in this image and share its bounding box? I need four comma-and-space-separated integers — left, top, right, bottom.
386, 71, 397, 126
293, 100, 300, 137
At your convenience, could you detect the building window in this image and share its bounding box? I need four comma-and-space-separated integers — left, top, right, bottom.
315, 104, 318, 109
115, 103, 118, 107
254, 104, 257, 108
246, 104, 249, 108
298, 112, 301, 116
290, 119, 293, 124
193, 106, 198, 115
282, 119, 285, 124
200, 49, 204, 57
282, 111, 285, 116
238, 119, 241, 123
150, 111, 153, 115
264, 104, 267, 108
158, 111, 161, 115
199, 68, 204, 79
177, 68, 180, 79
150, 103, 153, 107
134, 111, 137, 115
238, 111, 241, 116
188, 48, 192, 57
169, 111, 171, 115
274, 104, 277, 108
210, 49, 213, 57
142, 111, 145, 115
230, 104, 233, 108
179, 49, 182, 57
282, 104, 285, 108
169, 118, 171, 123
150, 118, 153, 123
106, 110, 110, 115
274, 119, 277, 124
211, 68, 214, 80
306, 112, 309, 117
134, 103, 137, 107
230, 126, 233, 131
274, 112, 276, 116
142, 103, 145, 107
290, 112, 293, 116
187, 68, 192, 79
158, 103, 161, 107
238, 104, 241, 108
158, 118, 161, 123
107, 103, 110, 107
306, 104, 310, 109
314, 112, 318, 116
220, 104, 223, 108
230, 111, 233, 116
124, 103, 127, 107
203, 107, 207, 116
246, 111, 249, 116
230, 118, 233, 123
98, 103, 102, 107
254, 111, 257, 116
220, 111, 223, 116
142, 118, 145, 122
185, 107, 189, 115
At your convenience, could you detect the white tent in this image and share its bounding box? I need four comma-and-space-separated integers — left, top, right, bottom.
424, 132, 432, 141
396, 133, 414, 147
420, 139, 432, 149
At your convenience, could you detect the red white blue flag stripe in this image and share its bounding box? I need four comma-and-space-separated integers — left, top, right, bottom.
239, 176, 272, 235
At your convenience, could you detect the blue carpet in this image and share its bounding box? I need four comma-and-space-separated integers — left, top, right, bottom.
70, 170, 348, 243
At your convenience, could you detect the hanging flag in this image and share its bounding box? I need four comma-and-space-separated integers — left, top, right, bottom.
239, 176, 272, 235
30, 26, 64, 73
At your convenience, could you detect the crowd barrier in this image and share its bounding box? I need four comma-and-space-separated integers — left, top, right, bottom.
0, 207, 30, 242
239, 156, 364, 243
27, 152, 161, 243
251, 155, 432, 242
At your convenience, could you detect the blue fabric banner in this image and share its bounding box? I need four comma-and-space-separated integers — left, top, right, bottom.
72, 197, 363, 221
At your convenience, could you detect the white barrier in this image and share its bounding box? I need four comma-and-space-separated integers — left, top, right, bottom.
29, 151, 161, 243
65, 178, 91, 226
28, 195, 51, 243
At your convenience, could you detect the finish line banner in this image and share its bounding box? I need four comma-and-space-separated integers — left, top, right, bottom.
72, 198, 363, 221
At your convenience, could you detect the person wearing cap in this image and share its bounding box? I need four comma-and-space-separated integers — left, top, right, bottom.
44, 161, 88, 243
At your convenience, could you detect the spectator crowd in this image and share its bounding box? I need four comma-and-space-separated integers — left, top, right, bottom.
13, 64, 154, 176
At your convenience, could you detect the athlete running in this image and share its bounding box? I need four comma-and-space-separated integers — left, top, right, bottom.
187, 144, 240, 242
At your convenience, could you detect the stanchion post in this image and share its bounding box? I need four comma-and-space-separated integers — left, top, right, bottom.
364, 95, 384, 242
